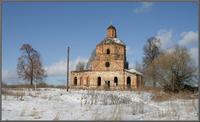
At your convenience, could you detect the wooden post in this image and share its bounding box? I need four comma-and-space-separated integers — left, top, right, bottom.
172, 73, 174, 92
66, 46, 70, 91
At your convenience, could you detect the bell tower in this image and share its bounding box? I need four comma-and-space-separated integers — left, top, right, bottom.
107, 25, 117, 38
91, 25, 126, 71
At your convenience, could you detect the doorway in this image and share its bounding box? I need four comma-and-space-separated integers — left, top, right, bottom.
74, 77, 77, 86
105, 81, 110, 89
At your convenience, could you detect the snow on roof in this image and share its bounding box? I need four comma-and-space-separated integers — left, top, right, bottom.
126, 68, 142, 75
113, 38, 125, 45
99, 37, 125, 45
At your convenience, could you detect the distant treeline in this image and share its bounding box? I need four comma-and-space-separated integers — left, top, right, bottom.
1, 82, 66, 89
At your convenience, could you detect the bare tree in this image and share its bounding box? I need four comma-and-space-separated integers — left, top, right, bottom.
143, 37, 161, 87
148, 45, 197, 92
17, 44, 46, 85
76, 61, 86, 71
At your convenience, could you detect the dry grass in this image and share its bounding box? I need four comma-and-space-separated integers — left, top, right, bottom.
28, 92, 38, 97
151, 102, 179, 120
30, 108, 38, 117
81, 90, 133, 106
156, 108, 178, 119
192, 99, 198, 113
136, 86, 162, 94
185, 106, 193, 112
93, 107, 99, 120
2, 88, 25, 100
151, 90, 198, 102
20, 107, 26, 116
34, 116, 42, 119
184, 99, 198, 114
30, 107, 42, 119
173, 91, 199, 99
110, 104, 122, 120
53, 113, 60, 120
131, 102, 144, 115
151, 92, 171, 102
40, 95, 48, 100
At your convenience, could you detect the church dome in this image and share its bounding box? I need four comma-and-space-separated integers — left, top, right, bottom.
97, 25, 125, 46
107, 25, 116, 30
107, 25, 117, 38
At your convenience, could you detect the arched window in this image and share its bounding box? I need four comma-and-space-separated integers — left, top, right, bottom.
105, 62, 110, 67
106, 49, 110, 54
114, 77, 118, 86
97, 77, 101, 86
127, 76, 131, 88
74, 77, 77, 86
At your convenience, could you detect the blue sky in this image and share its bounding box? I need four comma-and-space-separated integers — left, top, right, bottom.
2, 2, 198, 85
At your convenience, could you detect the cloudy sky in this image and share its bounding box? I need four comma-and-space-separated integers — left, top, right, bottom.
2, 2, 198, 85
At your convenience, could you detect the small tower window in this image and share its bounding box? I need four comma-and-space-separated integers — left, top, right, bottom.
105, 62, 110, 67
106, 49, 110, 54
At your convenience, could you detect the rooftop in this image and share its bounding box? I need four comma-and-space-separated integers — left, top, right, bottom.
98, 37, 125, 46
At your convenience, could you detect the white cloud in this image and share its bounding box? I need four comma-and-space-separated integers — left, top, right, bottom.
45, 60, 67, 76
178, 31, 198, 66
156, 29, 173, 49
165, 47, 175, 53
133, 2, 154, 14
45, 57, 88, 76
155, 29, 198, 66
190, 47, 198, 66
2, 69, 19, 83
179, 31, 198, 46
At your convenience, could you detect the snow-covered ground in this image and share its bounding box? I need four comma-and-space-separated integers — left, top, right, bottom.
2, 88, 199, 120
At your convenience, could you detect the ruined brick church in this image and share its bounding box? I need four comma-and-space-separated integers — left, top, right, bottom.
70, 25, 143, 90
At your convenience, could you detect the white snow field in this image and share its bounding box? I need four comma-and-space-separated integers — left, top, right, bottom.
2, 88, 199, 120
